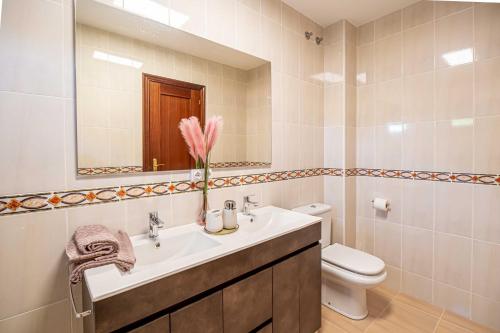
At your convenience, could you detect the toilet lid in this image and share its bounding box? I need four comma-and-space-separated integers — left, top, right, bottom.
322, 244, 385, 276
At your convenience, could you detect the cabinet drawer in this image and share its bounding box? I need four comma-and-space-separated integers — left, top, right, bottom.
170, 291, 223, 333
223, 268, 272, 333
129, 315, 169, 333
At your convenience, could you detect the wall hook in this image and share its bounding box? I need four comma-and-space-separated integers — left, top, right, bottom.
305, 31, 313, 40
315, 36, 323, 45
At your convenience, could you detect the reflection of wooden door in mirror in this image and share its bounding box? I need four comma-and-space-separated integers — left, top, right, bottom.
143, 74, 205, 172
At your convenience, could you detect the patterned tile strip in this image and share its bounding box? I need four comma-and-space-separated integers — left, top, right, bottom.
0, 168, 498, 217
77, 162, 272, 175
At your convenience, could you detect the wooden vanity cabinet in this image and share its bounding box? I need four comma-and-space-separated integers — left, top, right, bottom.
83, 223, 321, 333
272, 244, 321, 333
170, 291, 223, 333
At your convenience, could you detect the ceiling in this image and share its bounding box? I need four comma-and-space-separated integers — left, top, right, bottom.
283, 0, 421, 27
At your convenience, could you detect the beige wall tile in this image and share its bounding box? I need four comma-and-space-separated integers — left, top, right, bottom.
375, 33, 402, 82
435, 9, 473, 69
357, 22, 374, 46
403, 1, 435, 30
0, 0, 64, 96
282, 3, 301, 34
375, 124, 402, 170
356, 126, 375, 168
357, 85, 375, 126
402, 122, 435, 171
356, 176, 376, 219
0, 92, 66, 196
474, 3, 500, 61
471, 295, 500, 331
475, 57, 500, 117
435, 1, 473, 19
236, 2, 261, 55
403, 22, 434, 75
473, 185, 500, 244
402, 271, 433, 304
374, 10, 402, 41
324, 42, 344, 83
356, 216, 374, 254
403, 226, 433, 277
403, 71, 434, 122
434, 281, 471, 318
381, 264, 402, 292
374, 221, 402, 267
434, 232, 472, 290
402, 180, 434, 230
375, 79, 402, 125
357, 43, 374, 86
324, 83, 344, 127
435, 120, 473, 172
261, 0, 281, 24
474, 117, 500, 174
0, 211, 68, 320
472, 241, 500, 302
0, 300, 71, 333
435, 182, 473, 237
435, 64, 473, 120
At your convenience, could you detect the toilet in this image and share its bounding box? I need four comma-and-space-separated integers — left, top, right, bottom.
293, 203, 386, 320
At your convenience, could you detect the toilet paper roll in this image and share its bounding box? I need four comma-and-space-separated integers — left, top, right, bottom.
373, 198, 389, 212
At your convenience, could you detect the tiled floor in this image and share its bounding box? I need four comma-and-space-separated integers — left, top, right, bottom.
320, 287, 497, 333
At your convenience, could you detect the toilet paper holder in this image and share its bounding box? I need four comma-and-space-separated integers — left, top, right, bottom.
371, 198, 391, 211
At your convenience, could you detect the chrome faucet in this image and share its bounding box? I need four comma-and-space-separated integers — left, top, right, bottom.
243, 195, 259, 218
149, 212, 164, 248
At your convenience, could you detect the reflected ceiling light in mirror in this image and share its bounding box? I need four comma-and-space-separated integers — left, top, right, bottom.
109, 0, 188, 28
311, 72, 343, 84
442, 48, 473, 66
93, 50, 143, 69
451, 118, 474, 127
388, 123, 406, 133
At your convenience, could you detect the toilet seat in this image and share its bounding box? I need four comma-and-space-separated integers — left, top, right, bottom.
321, 260, 387, 288
322, 243, 385, 276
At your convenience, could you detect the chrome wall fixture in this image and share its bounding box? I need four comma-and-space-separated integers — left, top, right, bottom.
315, 36, 323, 45
304, 31, 313, 40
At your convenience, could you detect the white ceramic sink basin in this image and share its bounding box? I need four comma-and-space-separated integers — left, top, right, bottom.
238, 206, 312, 234
134, 230, 221, 266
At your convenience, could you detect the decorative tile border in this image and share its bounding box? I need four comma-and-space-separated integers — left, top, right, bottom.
77, 162, 272, 175
0, 168, 498, 217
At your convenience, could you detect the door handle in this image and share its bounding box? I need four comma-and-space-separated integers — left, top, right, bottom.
153, 158, 165, 172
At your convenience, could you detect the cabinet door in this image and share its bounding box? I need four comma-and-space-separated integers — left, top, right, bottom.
298, 244, 321, 333
170, 291, 222, 333
273, 255, 300, 333
129, 315, 169, 333
223, 268, 272, 333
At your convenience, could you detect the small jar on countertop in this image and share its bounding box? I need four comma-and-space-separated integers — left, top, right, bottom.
223, 200, 237, 229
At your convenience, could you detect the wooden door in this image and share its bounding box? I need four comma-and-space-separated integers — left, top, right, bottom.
143, 74, 205, 172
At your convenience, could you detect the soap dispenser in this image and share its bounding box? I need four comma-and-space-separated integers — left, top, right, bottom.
223, 200, 237, 229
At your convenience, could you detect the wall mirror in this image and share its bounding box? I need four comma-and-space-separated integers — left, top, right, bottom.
75, 0, 272, 176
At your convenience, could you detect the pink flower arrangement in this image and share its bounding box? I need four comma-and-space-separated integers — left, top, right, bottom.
179, 115, 223, 225
178, 116, 223, 167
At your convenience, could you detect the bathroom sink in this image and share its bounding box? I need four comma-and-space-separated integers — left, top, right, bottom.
134, 230, 221, 266
238, 206, 308, 234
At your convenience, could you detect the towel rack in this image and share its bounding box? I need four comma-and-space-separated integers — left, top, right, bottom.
68, 267, 92, 318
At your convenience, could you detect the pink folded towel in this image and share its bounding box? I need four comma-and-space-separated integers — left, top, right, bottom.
66, 225, 119, 263
66, 229, 136, 284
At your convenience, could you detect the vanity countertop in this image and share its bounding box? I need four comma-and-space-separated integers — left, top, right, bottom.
84, 206, 320, 302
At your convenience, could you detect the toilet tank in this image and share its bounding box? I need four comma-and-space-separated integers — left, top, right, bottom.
292, 203, 332, 249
